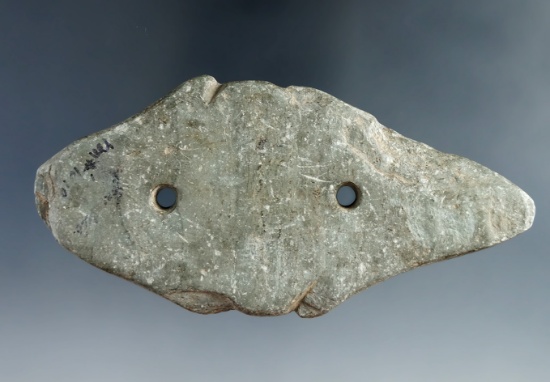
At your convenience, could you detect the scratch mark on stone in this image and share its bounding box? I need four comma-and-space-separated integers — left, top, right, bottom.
185, 217, 203, 230
297, 164, 329, 168
177, 233, 189, 244
342, 126, 413, 186
300, 174, 330, 183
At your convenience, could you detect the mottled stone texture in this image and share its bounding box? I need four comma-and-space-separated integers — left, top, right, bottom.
35, 76, 535, 317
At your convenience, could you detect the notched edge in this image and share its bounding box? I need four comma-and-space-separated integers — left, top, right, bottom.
296, 301, 324, 318
165, 290, 236, 314
163, 281, 323, 317
295, 288, 331, 318
200, 76, 227, 105
206, 82, 228, 105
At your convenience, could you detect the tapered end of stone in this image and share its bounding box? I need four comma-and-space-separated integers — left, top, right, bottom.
507, 186, 535, 237
377, 142, 536, 266
524, 193, 536, 230
480, 177, 535, 245
451, 159, 535, 249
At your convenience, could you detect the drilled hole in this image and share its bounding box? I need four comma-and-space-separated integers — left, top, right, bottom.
154, 185, 177, 210
336, 183, 360, 208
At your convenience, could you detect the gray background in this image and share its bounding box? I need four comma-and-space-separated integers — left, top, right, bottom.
1, 1, 548, 381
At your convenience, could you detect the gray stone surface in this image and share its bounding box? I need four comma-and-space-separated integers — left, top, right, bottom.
34, 75, 535, 317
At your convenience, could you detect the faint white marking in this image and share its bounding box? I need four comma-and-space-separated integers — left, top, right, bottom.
177, 233, 189, 244
342, 124, 413, 185
282, 222, 296, 229
260, 118, 275, 130
297, 164, 329, 168
185, 218, 202, 229
300, 174, 330, 183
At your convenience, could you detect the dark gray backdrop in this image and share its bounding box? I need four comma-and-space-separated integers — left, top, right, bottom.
1, 1, 548, 381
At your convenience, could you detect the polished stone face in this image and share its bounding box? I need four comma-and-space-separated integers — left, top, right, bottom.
35, 75, 535, 317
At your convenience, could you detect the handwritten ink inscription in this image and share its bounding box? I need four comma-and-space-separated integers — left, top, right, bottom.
103, 169, 123, 207
73, 214, 97, 235
68, 138, 114, 179
83, 139, 114, 174
63, 138, 122, 235
64, 138, 116, 199
89, 139, 114, 159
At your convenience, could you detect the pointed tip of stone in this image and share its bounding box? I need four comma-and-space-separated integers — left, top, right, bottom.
479, 174, 535, 248
509, 186, 535, 238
